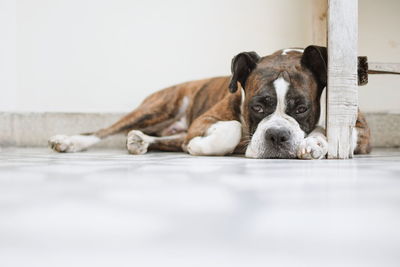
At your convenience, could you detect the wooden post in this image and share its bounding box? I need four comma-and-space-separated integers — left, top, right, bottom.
326, 0, 358, 159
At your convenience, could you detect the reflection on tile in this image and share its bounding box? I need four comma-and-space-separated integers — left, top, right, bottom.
0, 148, 400, 267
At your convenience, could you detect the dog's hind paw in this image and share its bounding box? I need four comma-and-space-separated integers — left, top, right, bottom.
48, 134, 99, 153
48, 135, 74, 152
126, 130, 152, 155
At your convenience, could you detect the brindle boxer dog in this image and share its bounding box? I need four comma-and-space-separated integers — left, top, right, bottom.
49, 45, 371, 159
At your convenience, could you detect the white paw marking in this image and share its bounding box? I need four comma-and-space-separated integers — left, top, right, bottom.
48, 135, 100, 153
187, 121, 242, 156
297, 135, 328, 160
126, 130, 153, 155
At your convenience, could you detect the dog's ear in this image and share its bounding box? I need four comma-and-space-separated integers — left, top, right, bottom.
301, 45, 327, 88
229, 51, 260, 93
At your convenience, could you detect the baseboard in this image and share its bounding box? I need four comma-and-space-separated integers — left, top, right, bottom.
0, 112, 126, 149
0, 112, 399, 148
364, 113, 400, 147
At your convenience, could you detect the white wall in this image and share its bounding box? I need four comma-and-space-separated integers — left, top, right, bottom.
0, 0, 399, 113
0, 0, 17, 111
358, 0, 400, 113
1, 0, 311, 112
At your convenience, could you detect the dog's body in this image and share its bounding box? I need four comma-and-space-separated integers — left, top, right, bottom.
49, 46, 371, 159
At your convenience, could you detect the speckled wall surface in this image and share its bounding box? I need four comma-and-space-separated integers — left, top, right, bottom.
0, 112, 399, 148
0, 113, 126, 148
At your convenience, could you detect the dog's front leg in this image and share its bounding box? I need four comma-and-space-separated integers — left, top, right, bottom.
297, 126, 328, 160
184, 120, 242, 156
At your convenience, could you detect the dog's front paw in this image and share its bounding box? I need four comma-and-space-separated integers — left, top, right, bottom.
126, 130, 151, 155
297, 135, 328, 160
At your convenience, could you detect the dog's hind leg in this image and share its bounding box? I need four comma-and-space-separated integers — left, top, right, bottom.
49, 86, 187, 153
354, 111, 372, 154
48, 134, 102, 153
48, 108, 173, 153
126, 130, 186, 155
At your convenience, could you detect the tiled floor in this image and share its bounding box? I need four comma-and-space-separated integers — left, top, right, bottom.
1, 148, 400, 267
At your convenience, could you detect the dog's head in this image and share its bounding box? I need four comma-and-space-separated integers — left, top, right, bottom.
229, 45, 327, 159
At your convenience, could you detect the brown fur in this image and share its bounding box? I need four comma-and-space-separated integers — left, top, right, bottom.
354, 110, 372, 154
92, 76, 242, 152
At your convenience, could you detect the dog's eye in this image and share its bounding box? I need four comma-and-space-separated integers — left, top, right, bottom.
296, 105, 308, 114
252, 105, 264, 113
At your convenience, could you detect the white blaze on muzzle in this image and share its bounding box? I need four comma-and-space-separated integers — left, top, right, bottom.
245, 75, 305, 158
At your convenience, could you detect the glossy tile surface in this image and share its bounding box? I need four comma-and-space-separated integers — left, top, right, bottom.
1, 148, 400, 267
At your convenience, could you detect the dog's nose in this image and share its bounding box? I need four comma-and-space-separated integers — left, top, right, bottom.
265, 128, 290, 147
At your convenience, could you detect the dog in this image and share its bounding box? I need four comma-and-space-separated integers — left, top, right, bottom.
48, 45, 371, 159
